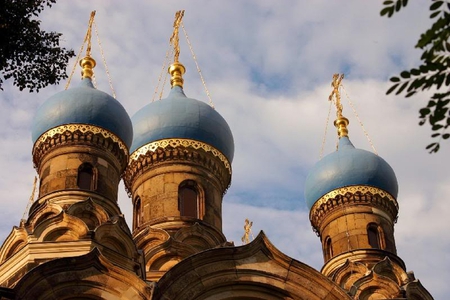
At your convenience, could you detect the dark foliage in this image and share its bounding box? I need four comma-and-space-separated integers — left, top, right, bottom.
0, 0, 75, 92
381, 0, 450, 153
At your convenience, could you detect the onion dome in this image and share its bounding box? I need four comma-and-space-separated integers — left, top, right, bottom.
130, 61, 234, 163
304, 74, 397, 210
304, 136, 398, 210
31, 57, 133, 149
130, 85, 234, 162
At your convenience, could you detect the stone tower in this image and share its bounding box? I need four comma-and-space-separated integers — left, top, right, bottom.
123, 10, 234, 281
0, 15, 152, 297
303, 74, 433, 299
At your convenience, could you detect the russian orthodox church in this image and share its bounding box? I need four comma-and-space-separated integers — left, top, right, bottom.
0, 11, 433, 300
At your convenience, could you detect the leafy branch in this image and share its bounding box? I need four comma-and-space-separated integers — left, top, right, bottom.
381, 0, 450, 153
0, 0, 75, 92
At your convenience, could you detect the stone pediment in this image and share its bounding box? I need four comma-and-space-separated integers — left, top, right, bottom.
154, 231, 351, 300
13, 248, 152, 299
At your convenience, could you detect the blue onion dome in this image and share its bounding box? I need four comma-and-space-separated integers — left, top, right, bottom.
31, 69, 133, 149
304, 136, 398, 210
130, 84, 234, 163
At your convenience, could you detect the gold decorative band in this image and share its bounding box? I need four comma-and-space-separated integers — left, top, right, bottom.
33, 124, 128, 154
130, 138, 231, 174
312, 185, 398, 211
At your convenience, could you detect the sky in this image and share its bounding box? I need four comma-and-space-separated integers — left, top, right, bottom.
0, 0, 448, 298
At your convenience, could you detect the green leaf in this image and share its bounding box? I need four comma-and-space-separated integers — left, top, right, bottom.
431, 143, 440, 153
419, 108, 431, 116
410, 68, 420, 76
396, 81, 409, 94
443, 133, 450, 139
395, 0, 402, 11
430, 11, 441, 19
430, 1, 443, 11
436, 73, 446, 89
400, 71, 410, 78
402, 0, 408, 6
386, 83, 399, 95
432, 124, 443, 131
405, 91, 416, 98
426, 142, 437, 150
432, 133, 441, 138
380, 7, 392, 17
383, 0, 393, 4
419, 64, 430, 73
390, 76, 400, 82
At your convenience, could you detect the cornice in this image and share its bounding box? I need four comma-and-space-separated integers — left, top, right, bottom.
32, 124, 129, 170
130, 138, 231, 172
124, 138, 232, 194
309, 186, 399, 232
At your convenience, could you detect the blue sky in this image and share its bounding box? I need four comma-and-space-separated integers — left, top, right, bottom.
0, 1, 448, 298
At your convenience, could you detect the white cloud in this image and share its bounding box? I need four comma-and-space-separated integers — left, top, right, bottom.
0, 1, 446, 298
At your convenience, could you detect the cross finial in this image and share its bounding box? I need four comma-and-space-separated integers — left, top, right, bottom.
80, 11, 97, 79
241, 218, 253, 245
170, 10, 185, 63
329, 74, 344, 118
329, 74, 349, 138
168, 10, 186, 88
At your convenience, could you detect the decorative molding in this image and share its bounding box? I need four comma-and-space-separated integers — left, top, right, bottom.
310, 186, 399, 231
130, 139, 231, 174
35, 124, 128, 153
313, 186, 398, 210
124, 139, 232, 195
32, 124, 129, 169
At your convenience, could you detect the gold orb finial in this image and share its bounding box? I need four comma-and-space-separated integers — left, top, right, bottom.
80, 56, 96, 79
169, 62, 186, 88
329, 73, 349, 138
168, 10, 186, 88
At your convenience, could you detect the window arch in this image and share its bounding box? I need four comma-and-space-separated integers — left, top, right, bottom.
134, 196, 142, 229
324, 236, 333, 261
178, 180, 202, 218
367, 223, 384, 249
77, 163, 96, 190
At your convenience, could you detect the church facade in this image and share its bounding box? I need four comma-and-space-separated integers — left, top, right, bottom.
0, 11, 433, 300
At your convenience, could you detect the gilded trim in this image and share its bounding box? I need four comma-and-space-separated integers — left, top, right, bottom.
34, 124, 128, 154
130, 138, 231, 174
312, 186, 398, 211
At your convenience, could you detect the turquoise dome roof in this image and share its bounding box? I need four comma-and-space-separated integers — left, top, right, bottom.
130, 86, 234, 162
304, 137, 398, 210
32, 78, 133, 148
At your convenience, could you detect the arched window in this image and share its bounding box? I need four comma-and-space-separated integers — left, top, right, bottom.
324, 236, 333, 261
134, 196, 142, 229
367, 223, 381, 249
77, 163, 95, 190
178, 181, 198, 218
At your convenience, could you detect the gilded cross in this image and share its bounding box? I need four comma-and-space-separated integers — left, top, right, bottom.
329, 73, 344, 119
170, 10, 185, 63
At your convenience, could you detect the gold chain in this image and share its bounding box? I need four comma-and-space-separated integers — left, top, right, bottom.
21, 176, 37, 224
181, 22, 215, 108
320, 99, 333, 159
341, 85, 378, 155
94, 20, 116, 98
159, 48, 173, 100
65, 43, 85, 90
152, 43, 172, 102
